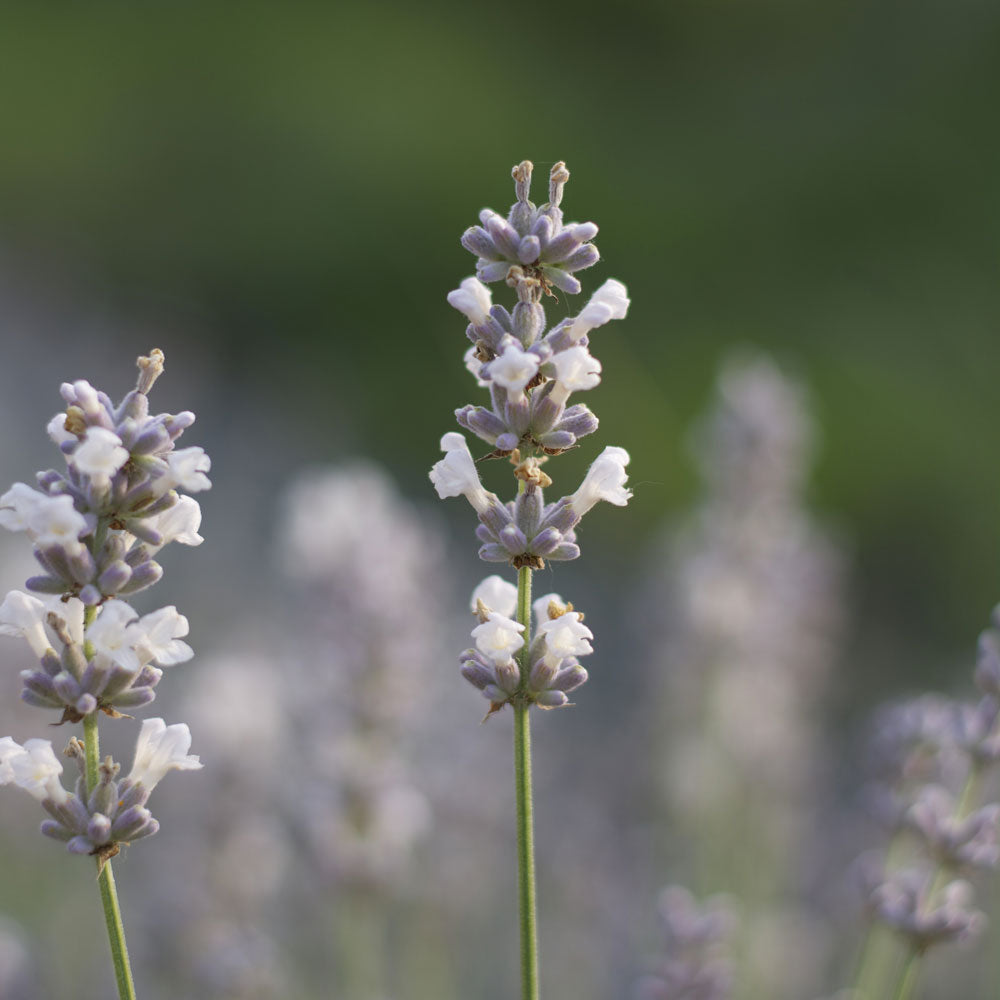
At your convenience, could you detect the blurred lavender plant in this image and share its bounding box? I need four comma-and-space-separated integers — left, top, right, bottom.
137, 461, 442, 1000
430, 160, 632, 999
850, 607, 1000, 999
634, 886, 739, 1000
0, 349, 208, 999
642, 354, 844, 999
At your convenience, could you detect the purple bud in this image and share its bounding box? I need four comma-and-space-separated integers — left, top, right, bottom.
553, 664, 588, 692
131, 424, 171, 455
66, 836, 93, 855
112, 805, 154, 841
540, 498, 580, 534
118, 782, 151, 810
461, 662, 494, 690
109, 687, 157, 708
40, 819, 74, 842
564, 244, 600, 272
86, 813, 112, 845
539, 266, 582, 295
555, 404, 599, 439
536, 430, 576, 451
117, 560, 163, 595
40, 650, 62, 677
485, 215, 521, 259
496, 432, 519, 452
531, 214, 553, 242
517, 235, 541, 265
528, 527, 564, 556
98, 561, 133, 593
126, 520, 164, 546
499, 524, 528, 555
514, 486, 543, 539
52, 671, 81, 703
547, 542, 581, 561
478, 544, 510, 562
536, 690, 569, 708
26, 574, 68, 595
79, 659, 112, 697
478, 261, 510, 283
20, 671, 60, 705
461, 226, 501, 260
74, 694, 98, 716
457, 406, 508, 444
22, 688, 63, 709
482, 684, 508, 703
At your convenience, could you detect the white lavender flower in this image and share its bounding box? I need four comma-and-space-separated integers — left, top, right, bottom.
0, 350, 210, 723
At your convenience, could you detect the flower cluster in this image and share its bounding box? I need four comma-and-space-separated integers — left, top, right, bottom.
460, 575, 591, 712
431, 160, 632, 711
858, 606, 1000, 956
0, 349, 205, 860
634, 885, 738, 1000
0, 719, 200, 865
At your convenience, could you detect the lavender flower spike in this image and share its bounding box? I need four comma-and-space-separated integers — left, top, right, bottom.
0, 347, 209, 999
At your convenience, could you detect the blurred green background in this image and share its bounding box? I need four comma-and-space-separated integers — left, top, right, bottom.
3, 0, 998, 700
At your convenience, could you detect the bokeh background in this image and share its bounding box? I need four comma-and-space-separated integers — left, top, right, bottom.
1, 2, 999, 998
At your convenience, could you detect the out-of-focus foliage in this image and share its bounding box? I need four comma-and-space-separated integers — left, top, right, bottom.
2, 1, 996, 690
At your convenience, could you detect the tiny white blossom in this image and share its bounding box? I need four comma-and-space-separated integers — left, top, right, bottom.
147, 495, 204, 547
471, 575, 518, 618
134, 606, 193, 666
166, 447, 212, 493
86, 599, 142, 672
0, 590, 52, 657
488, 344, 540, 404
46, 412, 77, 447
549, 345, 602, 393
72, 427, 130, 483
537, 612, 594, 663
126, 718, 202, 791
1, 739, 69, 804
27, 495, 90, 554
471, 611, 525, 665
569, 446, 632, 516
41, 595, 85, 646
0, 483, 50, 533
566, 279, 630, 342
429, 433, 493, 514
0, 736, 22, 783
447, 276, 493, 327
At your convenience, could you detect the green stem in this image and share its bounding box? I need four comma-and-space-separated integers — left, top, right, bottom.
82, 613, 138, 1000
891, 951, 921, 1000
514, 564, 539, 1000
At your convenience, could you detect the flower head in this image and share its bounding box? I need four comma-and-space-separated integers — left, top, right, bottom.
471, 575, 518, 618
471, 612, 525, 665
127, 718, 202, 791
447, 277, 493, 327
569, 446, 632, 516
429, 433, 493, 514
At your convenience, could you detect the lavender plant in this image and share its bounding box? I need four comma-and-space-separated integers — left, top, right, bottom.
0, 349, 208, 999
850, 607, 1000, 1000
642, 354, 843, 998
430, 160, 632, 998
634, 886, 739, 1000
